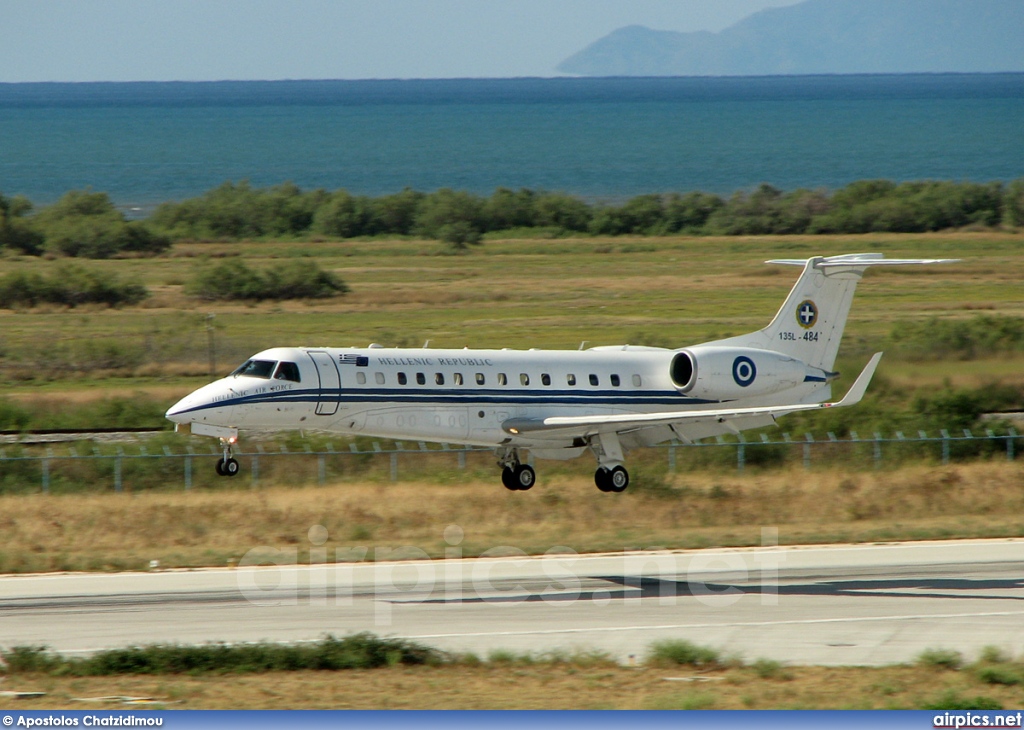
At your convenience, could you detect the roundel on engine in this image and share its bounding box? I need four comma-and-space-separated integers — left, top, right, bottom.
732, 356, 756, 387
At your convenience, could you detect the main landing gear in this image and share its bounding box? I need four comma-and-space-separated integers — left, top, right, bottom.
215, 437, 240, 477
497, 448, 535, 491
594, 465, 629, 493
496, 445, 630, 493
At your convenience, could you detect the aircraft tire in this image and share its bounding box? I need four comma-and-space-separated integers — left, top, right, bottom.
215, 459, 225, 476
501, 467, 519, 491
514, 464, 536, 491
221, 457, 240, 477
609, 466, 629, 493
594, 468, 613, 492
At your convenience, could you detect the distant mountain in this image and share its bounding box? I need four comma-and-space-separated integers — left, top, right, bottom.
558, 0, 1024, 76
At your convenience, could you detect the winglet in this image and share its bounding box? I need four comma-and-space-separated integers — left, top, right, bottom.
833, 352, 883, 407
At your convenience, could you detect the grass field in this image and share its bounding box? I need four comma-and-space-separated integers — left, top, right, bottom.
1, 232, 1022, 396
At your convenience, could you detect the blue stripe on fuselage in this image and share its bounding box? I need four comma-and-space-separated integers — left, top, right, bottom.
172, 386, 720, 416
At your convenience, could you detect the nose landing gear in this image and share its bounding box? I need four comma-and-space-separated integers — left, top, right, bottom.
216, 437, 240, 477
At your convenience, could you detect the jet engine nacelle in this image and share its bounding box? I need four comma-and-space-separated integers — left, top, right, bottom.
670, 346, 808, 400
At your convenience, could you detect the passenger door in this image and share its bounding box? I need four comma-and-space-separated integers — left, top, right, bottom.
307, 351, 340, 416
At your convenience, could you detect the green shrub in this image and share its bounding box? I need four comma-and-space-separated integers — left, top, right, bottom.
752, 658, 792, 679
976, 665, 1022, 686
648, 639, 722, 667
0, 193, 43, 254
923, 690, 1003, 710
0, 645, 62, 673
31, 190, 169, 258
0, 399, 32, 431
140, 177, 1020, 243
185, 259, 348, 301
916, 648, 964, 670
1, 634, 441, 676
0, 264, 149, 308
979, 646, 1011, 664
150, 181, 323, 240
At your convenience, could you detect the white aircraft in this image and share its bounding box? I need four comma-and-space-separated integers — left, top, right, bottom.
166, 253, 953, 491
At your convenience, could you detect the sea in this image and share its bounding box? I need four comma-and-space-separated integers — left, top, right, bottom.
1, 74, 1022, 213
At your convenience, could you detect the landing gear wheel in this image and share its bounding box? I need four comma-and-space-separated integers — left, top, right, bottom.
501, 467, 518, 491
608, 465, 629, 493
514, 464, 535, 491
217, 457, 240, 477
595, 468, 613, 493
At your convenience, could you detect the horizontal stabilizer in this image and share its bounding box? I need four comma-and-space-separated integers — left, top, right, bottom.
767, 253, 959, 267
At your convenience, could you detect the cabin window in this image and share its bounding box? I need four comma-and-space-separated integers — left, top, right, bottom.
567, 373, 576, 386
232, 359, 276, 379
435, 373, 445, 385
589, 374, 599, 386
398, 372, 408, 385
476, 373, 485, 385
375, 372, 385, 385
632, 374, 642, 387
454, 373, 464, 385
498, 373, 508, 386
520, 373, 530, 386
541, 373, 551, 386
610, 374, 620, 387
273, 361, 301, 382
356, 372, 366, 385
416, 372, 426, 385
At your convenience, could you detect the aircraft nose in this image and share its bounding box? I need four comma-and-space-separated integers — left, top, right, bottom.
165, 395, 193, 423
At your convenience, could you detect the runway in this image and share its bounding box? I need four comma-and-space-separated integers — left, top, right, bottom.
2, 539, 1023, 666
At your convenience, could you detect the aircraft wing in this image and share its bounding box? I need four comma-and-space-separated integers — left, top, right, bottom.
503, 353, 882, 436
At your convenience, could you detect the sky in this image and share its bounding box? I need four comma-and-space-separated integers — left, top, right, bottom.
0, 0, 803, 82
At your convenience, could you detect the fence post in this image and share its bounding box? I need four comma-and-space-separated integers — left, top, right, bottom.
873, 433, 882, 469
737, 437, 745, 473
114, 450, 123, 493
42, 456, 50, 494
184, 454, 192, 491
668, 444, 676, 473
940, 429, 950, 465
318, 454, 326, 485
390, 452, 398, 481
803, 433, 813, 470
458, 450, 466, 470
251, 453, 259, 489
1009, 429, 1017, 461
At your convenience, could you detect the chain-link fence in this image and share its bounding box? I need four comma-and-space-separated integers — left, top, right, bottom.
0, 426, 1018, 495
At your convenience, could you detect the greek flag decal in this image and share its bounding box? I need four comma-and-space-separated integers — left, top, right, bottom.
339, 354, 369, 366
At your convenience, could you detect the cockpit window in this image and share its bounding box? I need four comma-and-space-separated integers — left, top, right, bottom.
274, 361, 301, 382
231, 359, 276, 379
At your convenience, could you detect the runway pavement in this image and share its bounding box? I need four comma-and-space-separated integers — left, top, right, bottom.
2, 538, 1023, 666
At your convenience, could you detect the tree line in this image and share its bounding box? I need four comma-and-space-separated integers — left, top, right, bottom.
2, 178, 1023, 258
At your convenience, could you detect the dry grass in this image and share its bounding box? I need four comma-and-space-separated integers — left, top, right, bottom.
5, 662, 1022, 709
1, 462, 1023, 572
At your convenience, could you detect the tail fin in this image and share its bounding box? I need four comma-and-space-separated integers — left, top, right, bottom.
704, 253, 956, 371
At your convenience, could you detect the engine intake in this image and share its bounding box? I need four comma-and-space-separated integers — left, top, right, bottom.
670, 346, 809, 400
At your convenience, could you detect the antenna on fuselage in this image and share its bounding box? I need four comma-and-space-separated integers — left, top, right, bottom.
423, 340, 431, 348
578, 341, 588, 350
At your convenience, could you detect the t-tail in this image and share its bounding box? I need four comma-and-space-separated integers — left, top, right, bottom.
704, 253, 957, 372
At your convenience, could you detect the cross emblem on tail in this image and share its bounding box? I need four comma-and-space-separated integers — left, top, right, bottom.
797, 300, 818, 329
